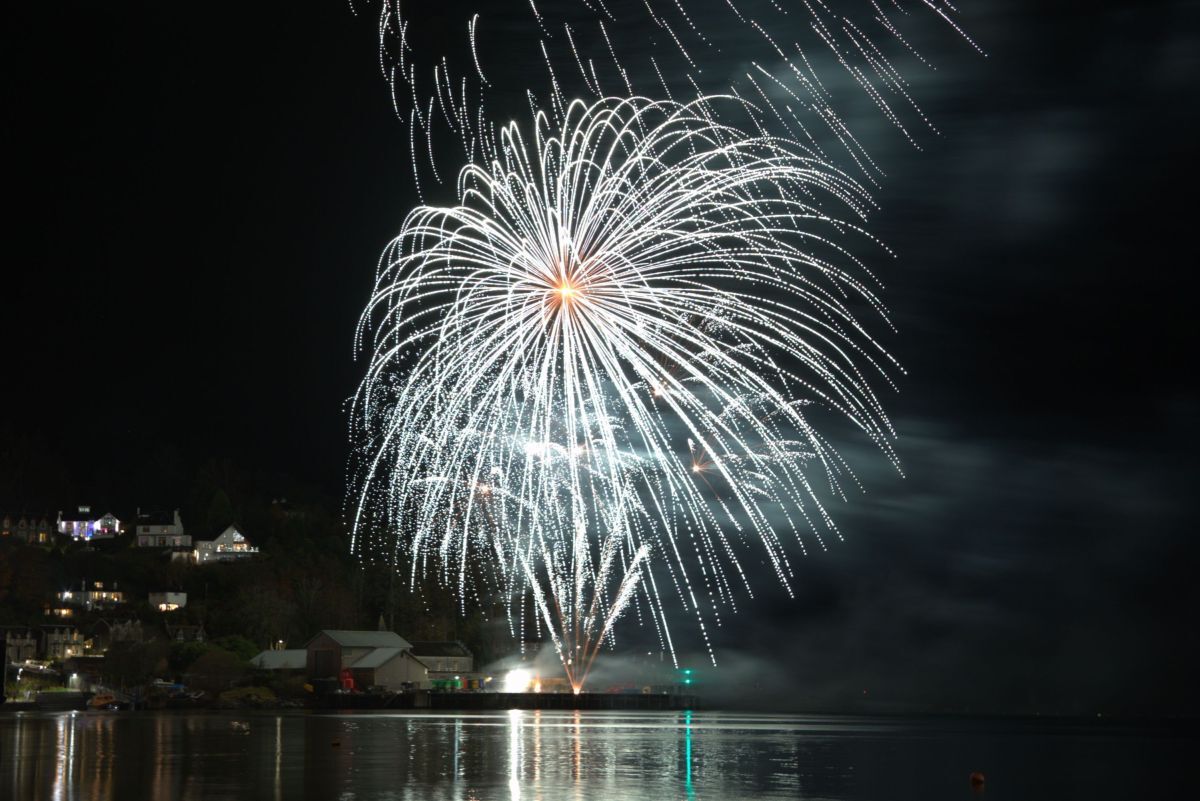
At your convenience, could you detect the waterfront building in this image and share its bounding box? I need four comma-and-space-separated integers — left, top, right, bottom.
304, 630, 429, 691
409, 641, 474, 675
249, 649, 307, 674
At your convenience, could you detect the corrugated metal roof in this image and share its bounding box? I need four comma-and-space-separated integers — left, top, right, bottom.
409, 641, 472, 658
351, 647, 408, 669
250, 649, 307, 670
309, 630, 413, 649
136, 509, 178, 526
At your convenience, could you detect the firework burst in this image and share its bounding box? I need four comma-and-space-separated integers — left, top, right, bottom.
350, 96, 899, 689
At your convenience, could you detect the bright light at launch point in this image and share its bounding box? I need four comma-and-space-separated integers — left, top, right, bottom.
504, 669, 533, 693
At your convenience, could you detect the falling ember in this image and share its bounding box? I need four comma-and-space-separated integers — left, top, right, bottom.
350, 97, 899, 690
369, 1, 979, 196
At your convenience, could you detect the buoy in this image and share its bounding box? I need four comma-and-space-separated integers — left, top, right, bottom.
969, 771, 986, 788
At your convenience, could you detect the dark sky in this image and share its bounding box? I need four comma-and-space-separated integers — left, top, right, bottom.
5, 1, 1199, 715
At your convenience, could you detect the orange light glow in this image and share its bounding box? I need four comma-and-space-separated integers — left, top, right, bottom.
554, 280, 580, 302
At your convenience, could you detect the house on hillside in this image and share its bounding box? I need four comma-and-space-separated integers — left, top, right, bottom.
193, 524, 259, 564
164, 622, 206, 643
57, 581, 125, 611
304, 630, 428, 691
2, 628, 38, 663
1, 514, 55, 545
42, 626, 90, 661
90, 619, 144, 653
56, 506, 122, 541
134, 509, 192, 560
148, 591, 186, 612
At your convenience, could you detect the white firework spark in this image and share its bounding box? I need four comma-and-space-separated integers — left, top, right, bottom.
359, 0, 980, 193
350, 96, 899, 689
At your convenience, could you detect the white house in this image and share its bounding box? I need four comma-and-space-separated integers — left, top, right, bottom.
135, 509, 191, 550
2, 629, 38, 663
42, 626, 90, 661
148, 591, 187, 612
193, 524, 259, 564
57, 581, 125, 611
56, 506, 121, 541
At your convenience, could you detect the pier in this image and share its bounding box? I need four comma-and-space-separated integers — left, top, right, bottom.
315, 692, 698, 711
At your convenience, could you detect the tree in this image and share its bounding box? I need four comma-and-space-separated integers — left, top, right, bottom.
234, 581, 297, 648
211, 635, 258, 662
169, 640, 214, 674
205, 489, 235, 538
103, 641, 170, 690
0, 544, 54, 615
186, 649, 246, 695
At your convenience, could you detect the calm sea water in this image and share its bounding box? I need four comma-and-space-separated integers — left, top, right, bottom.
0, 709, 1189, 800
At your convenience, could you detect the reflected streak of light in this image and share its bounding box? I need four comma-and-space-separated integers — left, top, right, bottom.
684, 710, 695, 798
572, 711, 582, 801
51, 714, 73, 801
508, 709, 522, 801
275, 715, 283, 801
454, 718, 462, 780
533, 710, 541, 785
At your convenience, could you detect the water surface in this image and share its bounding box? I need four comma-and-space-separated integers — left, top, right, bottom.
0, 710, 1187, 800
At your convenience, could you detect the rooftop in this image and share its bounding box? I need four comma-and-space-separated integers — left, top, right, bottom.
350, 646, 412, 670
308, 630, 413, 650
250, 649, 307, 670
137, 509, 179, 526
409, 640, 472, 658
59, 507, 113, 522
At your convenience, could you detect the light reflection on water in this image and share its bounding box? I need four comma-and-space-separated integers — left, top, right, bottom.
0, 709, 1190, 801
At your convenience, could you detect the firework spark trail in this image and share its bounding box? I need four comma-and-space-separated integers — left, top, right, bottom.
357, 0, 978, 190
350, 96, 900, 687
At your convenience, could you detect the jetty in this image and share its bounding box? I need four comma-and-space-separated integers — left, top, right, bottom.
314, 691, 698, 711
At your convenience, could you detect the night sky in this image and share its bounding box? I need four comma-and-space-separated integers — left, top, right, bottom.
5, 1, 1198, 716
